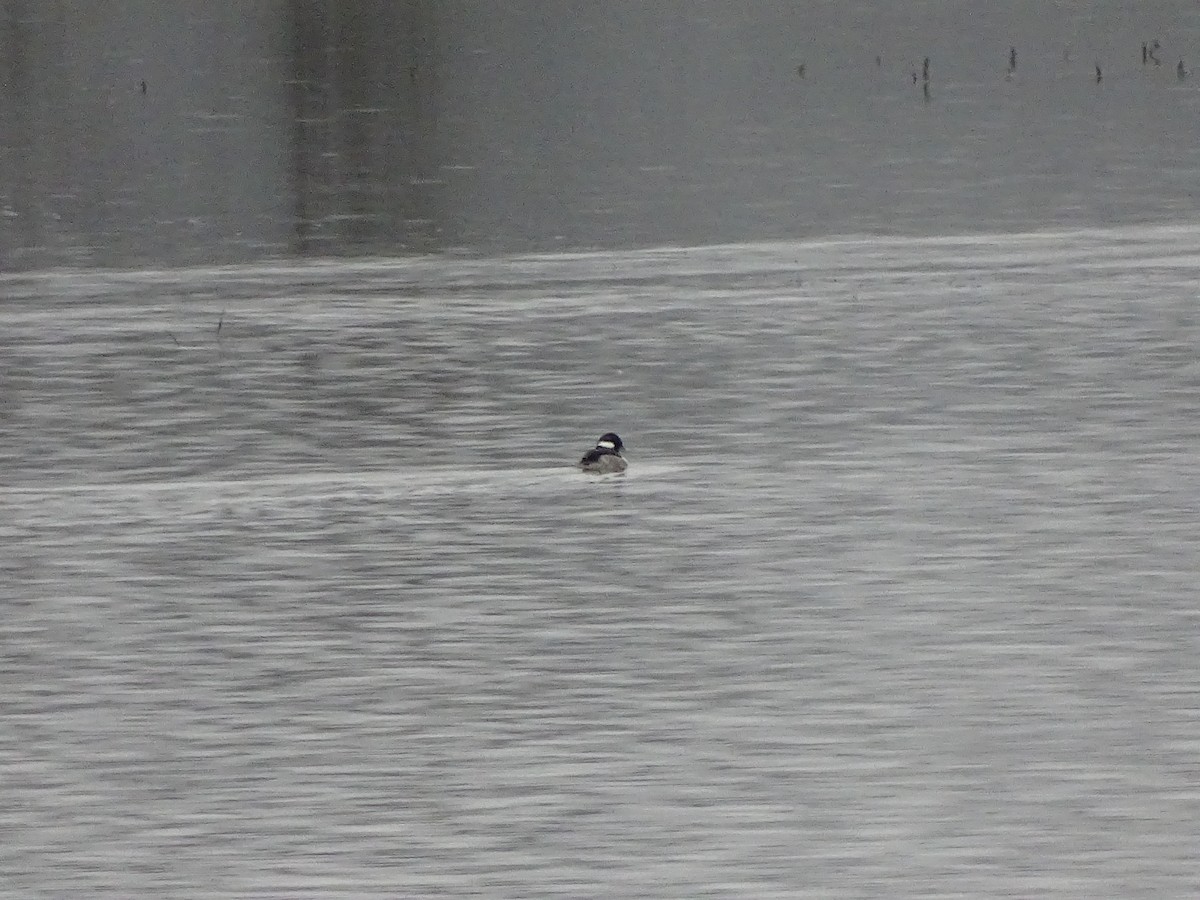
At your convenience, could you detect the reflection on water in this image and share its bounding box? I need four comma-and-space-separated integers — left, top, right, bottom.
4, 2, 1200, 266
4, 228, 1200, 897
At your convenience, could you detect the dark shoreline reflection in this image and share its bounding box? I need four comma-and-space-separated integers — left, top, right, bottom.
0, 2, 442, 269
3, 2, 1200, 270
287, 0, 441, 257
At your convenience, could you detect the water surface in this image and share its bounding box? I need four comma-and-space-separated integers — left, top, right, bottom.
4, 226, 1199, 897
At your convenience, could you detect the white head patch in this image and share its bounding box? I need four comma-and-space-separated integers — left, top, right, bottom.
597, 439, 616, 450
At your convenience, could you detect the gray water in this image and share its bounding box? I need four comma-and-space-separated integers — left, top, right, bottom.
4, 227, 1200, 897
6, 1, 1200, 264
6, 1, 1200, 895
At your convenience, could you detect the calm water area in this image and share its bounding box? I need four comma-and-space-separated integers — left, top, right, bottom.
4, 3, 1200, 897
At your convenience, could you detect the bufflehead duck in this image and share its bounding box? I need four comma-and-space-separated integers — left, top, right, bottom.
579, 432, 627, 474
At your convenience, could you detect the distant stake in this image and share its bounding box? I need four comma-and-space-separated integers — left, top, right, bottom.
1095, 63, 1102, 83
217, 310, 225, 336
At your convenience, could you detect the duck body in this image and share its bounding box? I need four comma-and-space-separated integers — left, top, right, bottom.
580, 432, 627, 474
